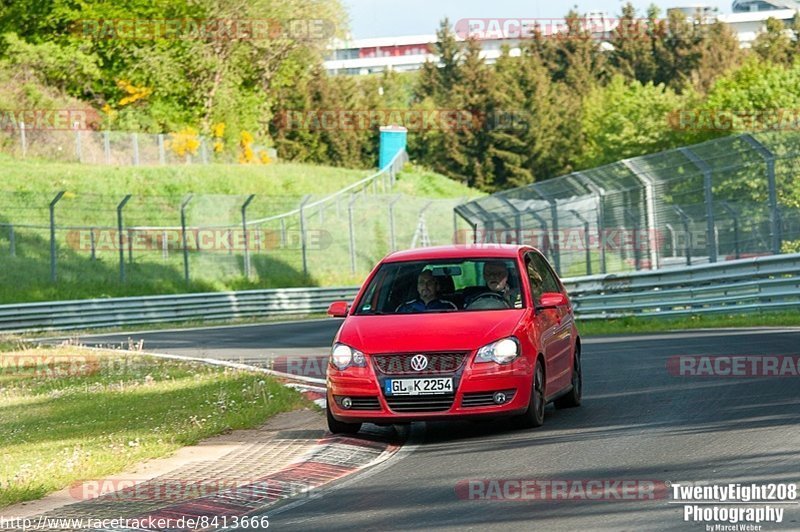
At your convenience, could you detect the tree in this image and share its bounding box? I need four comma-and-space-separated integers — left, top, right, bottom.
549, 10, 606, 94
579, 75, 686, 168
652, 8, 704, 92
691, 21, 742, 94
752, 17, 793, 65
415, 19, 461, 102
608, 3, 657, 84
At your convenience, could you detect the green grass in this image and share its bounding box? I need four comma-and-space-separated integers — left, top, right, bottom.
0, 347, 309, 508
0, 157, 482, 304
577, 311, 800, 336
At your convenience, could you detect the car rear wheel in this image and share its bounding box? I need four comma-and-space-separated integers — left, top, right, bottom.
326, 403, 362, 435
555, 346, 582, 410
516, 358, 545, 428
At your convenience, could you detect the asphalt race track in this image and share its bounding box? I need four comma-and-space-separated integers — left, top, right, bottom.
61, 324, 800, 531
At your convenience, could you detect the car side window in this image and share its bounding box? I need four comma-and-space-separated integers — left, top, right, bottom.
525, 252, 559, 306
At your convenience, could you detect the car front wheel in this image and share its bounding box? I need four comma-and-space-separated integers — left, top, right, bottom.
516, 358, 545, 429
555, 346, 582, 410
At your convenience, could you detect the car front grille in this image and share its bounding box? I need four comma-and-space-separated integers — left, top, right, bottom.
372, 352, 467, 375
385, 394, 456, 412
461, 389, 517, 408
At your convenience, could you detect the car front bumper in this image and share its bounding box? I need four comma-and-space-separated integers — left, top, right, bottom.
327, 357, 534, 423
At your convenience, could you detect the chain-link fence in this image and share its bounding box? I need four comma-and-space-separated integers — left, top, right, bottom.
0, 152, 473, 301
0, 127, 273, 165
456, 132, 800, 277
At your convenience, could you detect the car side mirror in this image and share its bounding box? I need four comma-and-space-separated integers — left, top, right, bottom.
327, 301, 349, 317
536, 292, 568, 311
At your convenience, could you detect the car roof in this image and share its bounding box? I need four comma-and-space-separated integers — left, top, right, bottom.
383, 244, 534, 263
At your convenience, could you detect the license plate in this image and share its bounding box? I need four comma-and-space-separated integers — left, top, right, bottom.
385, 378, 453, 396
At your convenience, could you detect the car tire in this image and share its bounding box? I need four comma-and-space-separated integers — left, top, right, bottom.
555, 346, 582, 410
516, 358, 545, 429
326, 403, 362, 435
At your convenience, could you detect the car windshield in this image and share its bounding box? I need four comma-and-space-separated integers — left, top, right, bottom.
355, 258, 524, 315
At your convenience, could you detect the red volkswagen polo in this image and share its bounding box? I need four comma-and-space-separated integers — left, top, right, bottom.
325, 245, 581, 434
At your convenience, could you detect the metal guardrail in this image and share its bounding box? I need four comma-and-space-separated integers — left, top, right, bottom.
567, 253, 800, 319
0, 287, 360, 334
1, 253, 798, 333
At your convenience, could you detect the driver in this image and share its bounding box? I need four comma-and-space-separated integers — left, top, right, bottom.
465, 260, 518, 308
396, 270, 457, 313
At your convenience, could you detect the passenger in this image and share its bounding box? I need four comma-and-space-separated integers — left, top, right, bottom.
396, 270, 458, 313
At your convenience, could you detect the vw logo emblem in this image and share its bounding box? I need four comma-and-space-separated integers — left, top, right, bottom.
410, 354, 429, 372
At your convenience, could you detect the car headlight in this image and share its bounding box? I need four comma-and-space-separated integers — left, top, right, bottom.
475, 337, 520, 365
330, 343, 367, 370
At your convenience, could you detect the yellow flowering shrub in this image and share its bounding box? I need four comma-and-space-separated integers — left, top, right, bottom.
168, 127, 201, 157
239, 131, 255, 163
116, 79, 153, 106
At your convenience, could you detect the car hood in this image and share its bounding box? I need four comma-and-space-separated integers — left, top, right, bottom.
337, 310, 527, 354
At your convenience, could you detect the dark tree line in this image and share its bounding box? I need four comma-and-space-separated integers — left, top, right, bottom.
274, 4, 800, 191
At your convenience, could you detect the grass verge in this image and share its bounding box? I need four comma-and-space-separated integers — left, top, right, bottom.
577, 311, 800, 336
0, 346, 308, 508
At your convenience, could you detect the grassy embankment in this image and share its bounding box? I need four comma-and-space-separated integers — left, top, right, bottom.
0, 343, 308, 508
0, 155, 481, 303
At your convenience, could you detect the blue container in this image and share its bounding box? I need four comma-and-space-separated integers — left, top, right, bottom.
379, 126, 408, 170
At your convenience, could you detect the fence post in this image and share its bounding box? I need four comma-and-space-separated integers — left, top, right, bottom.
200, 138, 209, 164
132, 133, 140, 166
49, 191, 66, 283
158, 134, 166, 165
623, 160, 660, 270
90, 227, 96, 261
578, 174, 607, 274
299, 195, 311, 277
531, 185, 562, 274
8, 224, 15, 257
680, 147, 717, 263
242, 194, 255, 279
181, 195, 193, 285
452, 197, 467, 244
570, 210, 592, 276
673, 205, 693, 266
721, 202, 740, 260
388, 195, 402, 252
624, 208, 641, 271
348, 194, 358, 273
117, 195, 131, 283
664, 223, 677, 257
103, 131, 111, 164
74, 123, 83, 162
280, 218, 286, 247
162, 230, 168, 260
19, 121, 26, 157
741, 134, 781, 255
